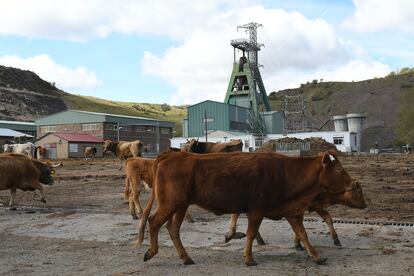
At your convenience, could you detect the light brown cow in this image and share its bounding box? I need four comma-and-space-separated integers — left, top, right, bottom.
0, 153, 57, 209
124, 157, 154, 219
103, 140, 143, 169
84, 146, 97, 160
138, 151, 366, 266
124, 156, 193, 222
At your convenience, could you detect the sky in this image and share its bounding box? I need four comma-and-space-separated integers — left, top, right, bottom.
0, 0, 413, 105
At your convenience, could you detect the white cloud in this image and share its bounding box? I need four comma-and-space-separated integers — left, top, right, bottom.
0, 0, 243, 41
344, 0, 414, 33
141, 6, 388, 104
0, 54, 102, 90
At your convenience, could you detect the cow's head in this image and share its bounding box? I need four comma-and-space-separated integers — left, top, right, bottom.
318, 152, 366, 209
186, 138, 203, 153
32, 160, 57, 185
103, 140, 116, 155
3, 144, 13, 153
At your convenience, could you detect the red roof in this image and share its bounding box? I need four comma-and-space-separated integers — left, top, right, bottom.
54, 133, 103, 143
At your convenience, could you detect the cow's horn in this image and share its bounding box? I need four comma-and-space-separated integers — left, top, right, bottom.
51, 162, 63, 167
329, 155, 335, 162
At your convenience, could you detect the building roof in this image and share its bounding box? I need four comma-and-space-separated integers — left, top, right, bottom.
0, 120, 35, 126
53, 133, 103, 143
0, 128, 34, 137
35, 109, 175, 128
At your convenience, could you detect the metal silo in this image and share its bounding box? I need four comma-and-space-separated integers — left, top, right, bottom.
332, 115, 348, 132
346, 113, 366, 152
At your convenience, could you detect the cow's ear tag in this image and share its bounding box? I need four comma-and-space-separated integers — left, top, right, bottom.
329, 155, 335, 162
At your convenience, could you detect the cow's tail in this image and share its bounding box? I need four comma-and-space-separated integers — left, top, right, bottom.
134, 182, 155, 248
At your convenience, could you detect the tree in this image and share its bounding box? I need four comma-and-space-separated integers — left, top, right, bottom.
161, 103, 171, 112
395, 89, 414, 146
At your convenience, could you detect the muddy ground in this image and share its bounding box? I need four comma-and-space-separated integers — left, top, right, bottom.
1, 154, 413, 275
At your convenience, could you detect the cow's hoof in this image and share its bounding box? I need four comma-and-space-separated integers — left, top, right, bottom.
183, 258, 195, 265
233, 232, 246, 239
256, 237, 266, 246
224, 233, 233, 243
131, 214, 139, 220
41, 199, 46, 203
9, 207, 17, 211
295, 243, 304, 251
143, 251, 152, 262
314, 258, 327, 265
245, 260, 257, 266
333, 238, 342, 247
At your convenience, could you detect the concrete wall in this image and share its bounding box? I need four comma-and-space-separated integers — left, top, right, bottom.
36, 122, 172, 153
68, 143, 103, 158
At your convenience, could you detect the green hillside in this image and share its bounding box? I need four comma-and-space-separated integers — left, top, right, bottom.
268, 71, 414, 148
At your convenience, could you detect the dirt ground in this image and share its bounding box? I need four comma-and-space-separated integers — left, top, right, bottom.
1, 154, 414, 275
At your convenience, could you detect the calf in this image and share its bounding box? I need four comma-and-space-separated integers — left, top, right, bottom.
138, 151, 366, 266
0, 153, 56, 209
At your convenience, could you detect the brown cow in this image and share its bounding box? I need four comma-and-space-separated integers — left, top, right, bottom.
124, 157, 154, 219
138, 151, 366, 266
186, 139, 243, 153
0, 153, 57, 210
34, 146, 47, 160
125, 156, 193, 223
84, 146, 97, 160
225, 153, 356, 248
103, 140, 143, 169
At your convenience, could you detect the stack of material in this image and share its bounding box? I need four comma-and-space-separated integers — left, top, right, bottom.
258, 137, 339, 156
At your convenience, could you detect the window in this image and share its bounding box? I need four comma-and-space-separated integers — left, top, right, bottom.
135, 126, 147, 133
333, 137, 344, 145
161, 128, 170, 134
104, 124, 116, 131
255, 138, 263, 148
40, 125, 56, 133
230, 121, 249, 131
202, 118, 214, 123
82, 123, 100, 131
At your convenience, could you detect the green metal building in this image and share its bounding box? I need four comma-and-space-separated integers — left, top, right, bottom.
0, 120, 36, 137
186, 100, 283, 137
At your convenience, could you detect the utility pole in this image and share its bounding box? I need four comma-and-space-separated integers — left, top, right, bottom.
204, 109, 208, 142
156, 122, 160, 153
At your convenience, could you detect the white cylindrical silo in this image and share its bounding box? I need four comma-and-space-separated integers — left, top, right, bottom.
346, 113, 366, 152
332, 115, 348, 132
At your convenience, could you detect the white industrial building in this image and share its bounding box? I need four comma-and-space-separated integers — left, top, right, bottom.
171, 113, 365, 153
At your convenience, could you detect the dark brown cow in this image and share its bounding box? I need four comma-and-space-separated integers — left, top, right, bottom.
225, 153, 357, 248
0, 153, 57, 210
103, 140, 143, 169
186, 139, 243, 153
34, 146, 47, 160
138, 151, 366, 266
